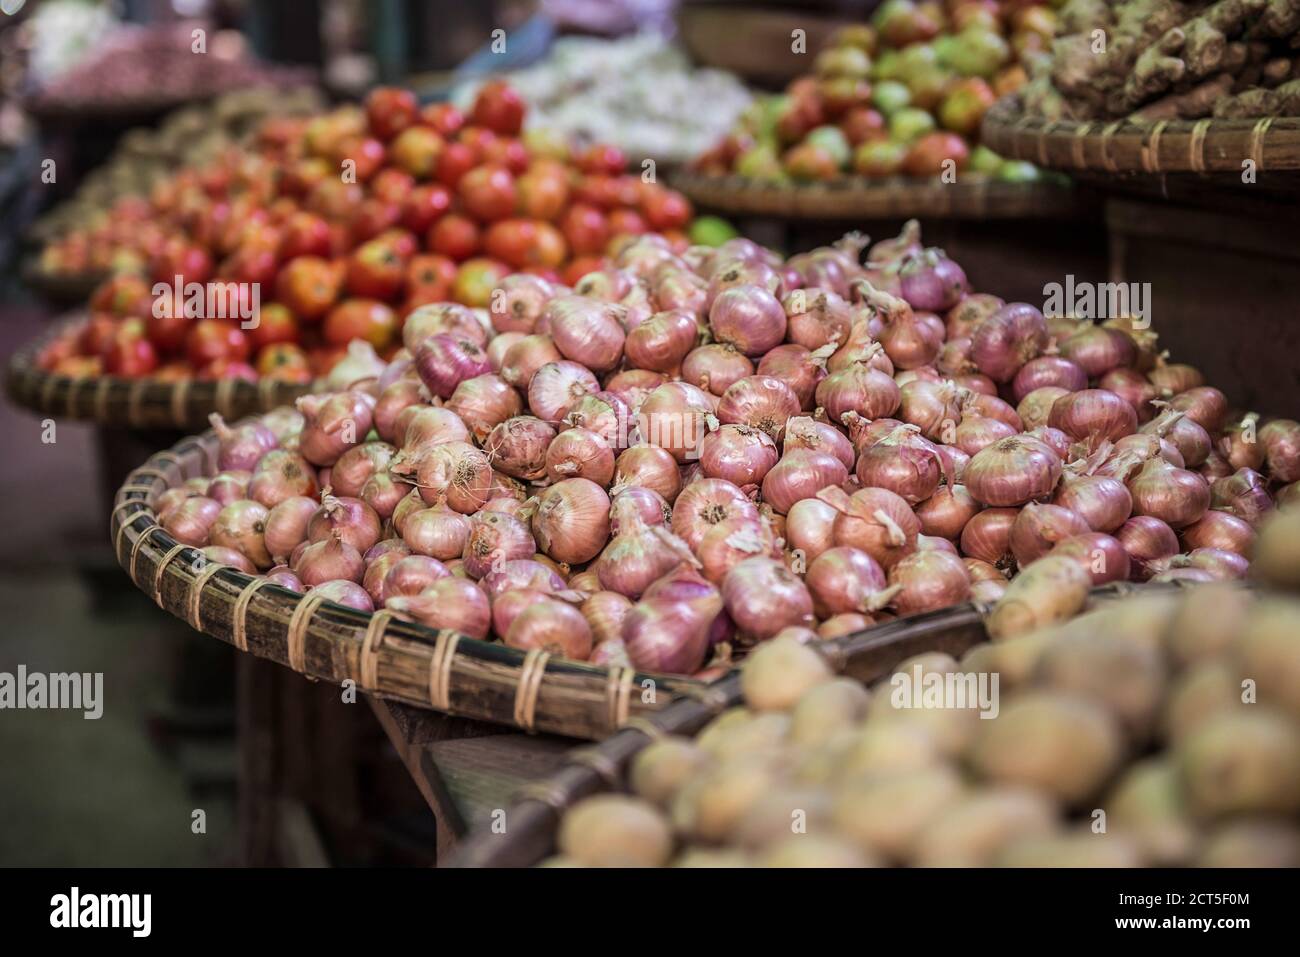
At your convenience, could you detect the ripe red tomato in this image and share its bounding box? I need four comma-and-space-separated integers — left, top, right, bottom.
282, 157, 331, 197
561, 256, 604, 287
405, 253, 457, 302
151, 239, 213, 286
346, 238, 406, 300
307, 180, 364, 220
348, 198, 403, 245
324, 299, 398, 348
102, 319, 159, 377
484, 219, 567, 270
389, 126, 444, 179
335, 135, 387, 181
80, 314, 121, 357
452, 258, 510, 309
90, 274, 151, 316
841, 106, 887, 146
256, 342, 313, 382
515, 167, 569, 220
560, 203, 609, 256
279, 212, 334, 259
402, 184, 453, 233
376, 228, 419, 260
198, 358, 259, 382
458, 164, 517, 222
640, 187, 693, 230
371, 168, 416, 204
275, 256, 344, 320
366, 87, 419, 140
427, 214, 481, 260
421, 102, 464, 138
435, 141, 477, 189
249, 302, 301, 349
470, 80, 526, 136
221, 243, 280, 286
576, 143, 627, 175
607, 208, 648, 239
186, 319, 250, 368
457, 126, 499, 161
480, 137, 530, 175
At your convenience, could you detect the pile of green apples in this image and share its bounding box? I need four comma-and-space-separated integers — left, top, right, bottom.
693, 0, 1058, 184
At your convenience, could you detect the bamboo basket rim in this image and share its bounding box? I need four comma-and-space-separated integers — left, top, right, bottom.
980, 95, 1300, 175
670, 169, 1081, 220
21, 260, 111, 305
5, 312, 317, 431
448, 578, 1205, 867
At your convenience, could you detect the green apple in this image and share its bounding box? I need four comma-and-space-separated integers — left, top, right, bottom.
889, 107, 936, 143
689, 216, 739, 247
735, 143, 784, 180
872, 80, 912, 115
943, 27, 1011, 79
995, 159, 1041, 183
805, 125, 852, 169
968, 145, 1003, 174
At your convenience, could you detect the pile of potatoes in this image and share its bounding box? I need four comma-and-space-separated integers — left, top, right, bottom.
546, 578, 1300, 867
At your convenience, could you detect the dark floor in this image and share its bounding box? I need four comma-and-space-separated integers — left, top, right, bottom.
1, 301, 236, 866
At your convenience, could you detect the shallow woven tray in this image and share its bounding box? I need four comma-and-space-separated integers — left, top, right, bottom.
448, 579, 1182, 866
981, 96, 1300, 175
21, 261, 111, 307
6, 313, 314, 431
671, 170, 1080, 220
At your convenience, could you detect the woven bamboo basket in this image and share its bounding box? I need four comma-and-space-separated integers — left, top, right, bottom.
448, 580, 1183, 867
671, 170, 1081, 220
981, 96, 1300, 175
6, 313, 315, 430
21, 261, 110, 307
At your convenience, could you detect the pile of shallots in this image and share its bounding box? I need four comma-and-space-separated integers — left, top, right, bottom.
153, 223, 1300, 678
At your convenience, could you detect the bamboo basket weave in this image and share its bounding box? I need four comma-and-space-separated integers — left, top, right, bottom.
110, 422, 711, 740
671, 170, 1080, 220
448, 580, 1182, 867
6, 313, 315, 431
981, 96, 1300, 175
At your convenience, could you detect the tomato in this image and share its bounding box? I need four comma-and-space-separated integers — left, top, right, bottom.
405, 253, 457, 302
102, 319, 159, 377
334, 135, 386, 181
366, 86, 419, 140
902, 132, 970, 177
470, 80, 526, 135
639, 187, 692, 231
324, 299, 398, 348
458, 164, 516, 221
515, 167, 569, 220
279, 212, 334, 259
256, 342, 313, 382
79, 314, 121, 357
275, 256, 344, 320
435, 141, 477, 189
560, 203, 609, 256
483, 219, 568, 270
576, 143, 627, 175
389, 126, 444, 179
607, 208, 647, 240
371, 168, 416, 204
841, 106, 887, 146
402, 183, 453, 233
561, 256, 604, 287
282, 157, 331, 197
457, 126, 498, 161
199, 358, 259, 382
427, 214, 481, 260
186, 319, 250, 367
452, 258, 510, 308
421, 102, 464, 138
307, 179, 364, 220
480, 137, 530, 174
151, 239, 212, 286
249, 302, 300, 349
90, 274, 151, 316
221, 243, 280, 286
346, 238, 406, 299
377, 228, 419, 260
575, 174, 639, 209
348, 198, 402, 245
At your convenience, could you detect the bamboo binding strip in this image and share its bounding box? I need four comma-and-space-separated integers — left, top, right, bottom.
5, 312, 316, 431
110, 420, 709, 740
981, 96, 1300, 174
670, 170, 1080, 220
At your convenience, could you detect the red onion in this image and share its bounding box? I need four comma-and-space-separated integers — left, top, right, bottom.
199, 546, 255, 575
1260, 420, 1300, 482
622, 587, 722, 675
487, 332, 524, 372
830, 327, 893, 374
404, 303, 486, 351
915, 484, 979, 540
572, 267, 636, 303
307, 492, 381, 554
625, 310, 698, 373
805, 546, 894, 618
1049, 532, 1130, 584
310, 579, 374, 612
721, 557, 814, 641
604, 369, 668, 414
266, 565, 305, 593
156, 487, 199, 521
970, 303, 1048, 382
1182, 510, 1255, 557
696, 515, 777, 584
887, 549, 971, 615
945, 292, 1004, 339
481, 559, 566, 602
382, 555, 451, 599
297, 531, 364, 586
1210, 468, 1273, 527
264, 495, 318, 562
653, 269, 708, 315
544, 295, 627, 373
897, 379, 964, 441
360, 471, 409, 520
1048, 389, 1138, 447
447, 374, 521, 442
708, 285, 787, 357
530, 478, 610, 565
877, 301, 943, 371
1167, 387, 1227, 433
210, 500, 272, 569
401, 504, 471, 561
699, 424, 778, 488
706, 259, 783, 310
965, 392, 1023, 432
784, 288, 853, 350
1184, 548, 1250, 580
490, 274, 555, 334
855, 424, 942, 504
637, 382, 714, 463
817, 485, 919, 569
609, 486, 671, 535
1142, 406, 1210, 468
964, 435, 1062, 507
414, 334, 492, 401
959, 507, 1019, 570
297, 391, 376, 467
398, 405, 470, 450
363, 549, 406, 604
596, 521, 695, 598
374, 380, 425, 443
614, 445, 682, 503
1053, 467, 1132, 533
331, 442, 395, 497
1116, 515, 1179, 580
461, 510, 536, 579
815, 363, 901, 427
491, 588, 551, 637
581, 591, 634, 646
897, 248, 968, 312
505, 599, 593, 659
785, 416, 855, 471
1058, 326, 1135, 378
716, 375, 800, 442
757, 344, 831, 410
1218, 414, 1264, 471
162, 496, 221, 546
545, 427, 615, 485
785, 497, 838, 565
1129, 457, 1210, 529
386, 577, 490, 639
527, 360, 599, 424
1009, 502, 1091, 566
209, 414, 278, 472
1017, 387, 1068, 431
500, 334, 562, 389
671, 479, 758, 551
395, 441, 493, 513
954, 416, 1018, 457
1148, 360, 1204, 397
485, 416, 556, 481
681, 343, 753, 396
563, 391, 632, 451
1011, 356, 1087, 403
208, 470, 252, 506
762, 448, 849, 515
